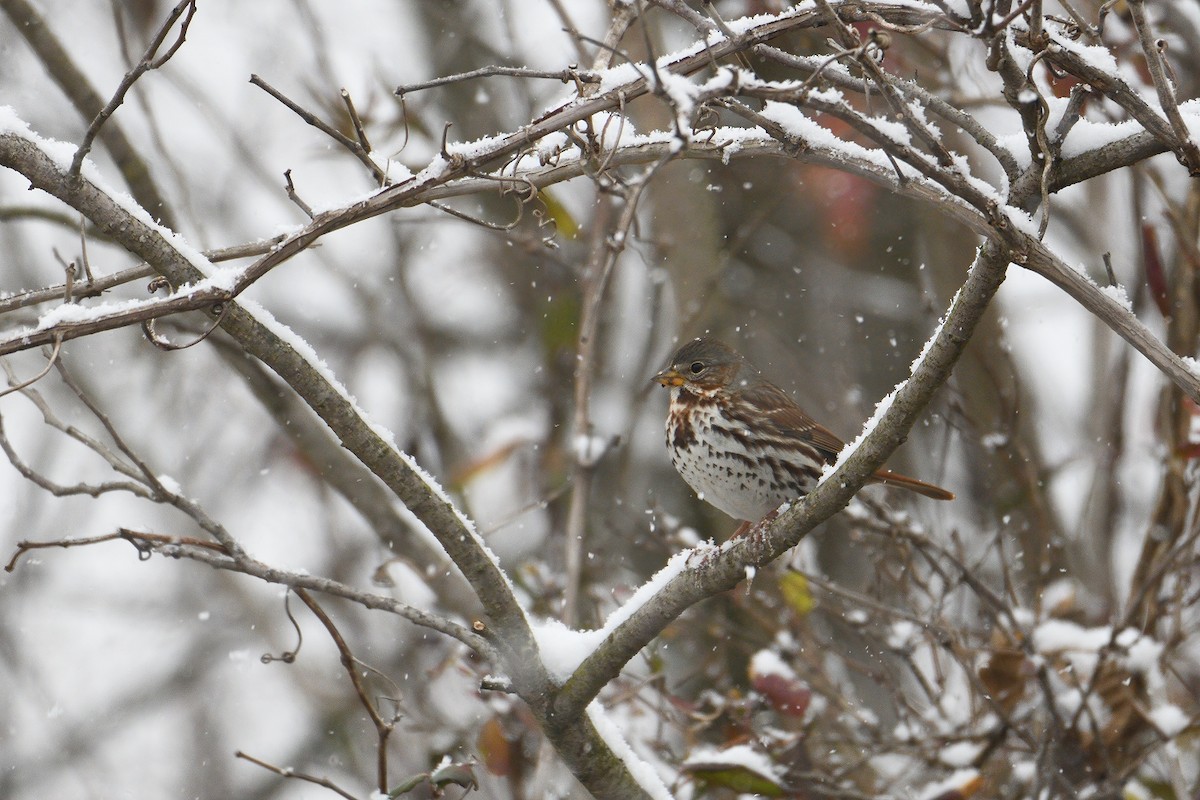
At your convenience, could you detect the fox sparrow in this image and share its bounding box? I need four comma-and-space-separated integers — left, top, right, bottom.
653, 337, 953, 525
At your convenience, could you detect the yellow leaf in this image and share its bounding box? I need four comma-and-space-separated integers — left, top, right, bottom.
781, 571, 816, 616
538, 189, 578, 239
685, 763, 784, 796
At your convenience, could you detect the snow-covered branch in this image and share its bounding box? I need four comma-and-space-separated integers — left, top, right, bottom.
5, 1, 1200, 797
555, 242, 1009, 721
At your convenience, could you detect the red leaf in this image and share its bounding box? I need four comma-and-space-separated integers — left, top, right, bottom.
1142, 224, 1170, 318
477, 717, 513, 777
750, 671, 812, 718
1179, 398, 1200, 460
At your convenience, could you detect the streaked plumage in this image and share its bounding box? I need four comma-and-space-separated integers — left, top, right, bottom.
653, 337, 953, 523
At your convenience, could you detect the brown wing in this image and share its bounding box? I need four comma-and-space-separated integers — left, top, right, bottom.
735, 381, 956, 501
733, 381, 847, 462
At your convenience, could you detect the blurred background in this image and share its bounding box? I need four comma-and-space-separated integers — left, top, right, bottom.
1, 0, 1197, 797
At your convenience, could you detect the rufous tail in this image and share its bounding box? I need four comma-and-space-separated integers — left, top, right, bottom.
871, 469, 955, 501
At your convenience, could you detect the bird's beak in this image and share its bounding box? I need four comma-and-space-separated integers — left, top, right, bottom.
653, 367, 685, 387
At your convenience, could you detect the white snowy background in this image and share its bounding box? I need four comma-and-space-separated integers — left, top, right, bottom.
1, 1, 1197, 798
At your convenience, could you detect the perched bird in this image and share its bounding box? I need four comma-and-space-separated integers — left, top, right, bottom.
653, 337, 953, 527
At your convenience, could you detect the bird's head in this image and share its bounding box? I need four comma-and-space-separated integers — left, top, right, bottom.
652, 337, 750, 394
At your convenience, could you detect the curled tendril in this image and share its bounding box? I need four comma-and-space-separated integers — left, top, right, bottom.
261, 590, 303, 665
141, 302, 228, 351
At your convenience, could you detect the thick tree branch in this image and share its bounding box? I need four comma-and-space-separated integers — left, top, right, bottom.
1029, 25, 1191, 172
3, 3, 1199, 793
0, 127, 655, 800
4, 113, 1197, 410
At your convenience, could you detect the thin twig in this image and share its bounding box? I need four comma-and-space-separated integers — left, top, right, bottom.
1023, 49, 1055, 237
3, 362, 144, 482
259, 590, 302, 664
51, 249, 75, 301
78, 215, 94, 283
428, 198, 523, 231
0, 237, 285, 316
0, 398, 151, 500
250, 74, 387, 184
46, 355, 250, 559
5, 529, 225, 573
4, 527, 497, 659
1125, 0, 1200, 174
395, 65, 599, 96
69, 0, 197, 178
546, 0, 591, 63
5, 530, 131, 571
294, 588, 394, 793
1051, 84, 1091, 143
141, 302, 228, 350
813, 0, 955, 166
992, 0, 1039, 33
339, 88, 372, 155
283, 169, 315, 219
0, 336, 62, 400
563, 160, 664, 625
0, 282, 234, 357
234, 751, 359, 800
167, 540, 494, 656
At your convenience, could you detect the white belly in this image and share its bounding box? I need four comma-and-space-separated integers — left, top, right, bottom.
666, 394, 790, 522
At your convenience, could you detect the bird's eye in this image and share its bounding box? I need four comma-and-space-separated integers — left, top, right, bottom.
689, 361, 705, 374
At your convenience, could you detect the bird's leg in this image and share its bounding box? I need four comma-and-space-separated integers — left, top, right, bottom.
747, 508, 786, 555
737, 508, 780, 542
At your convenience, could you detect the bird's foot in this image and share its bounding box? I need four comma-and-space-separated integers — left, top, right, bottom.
743, 509, 780, 550
732, 510, 778, 539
